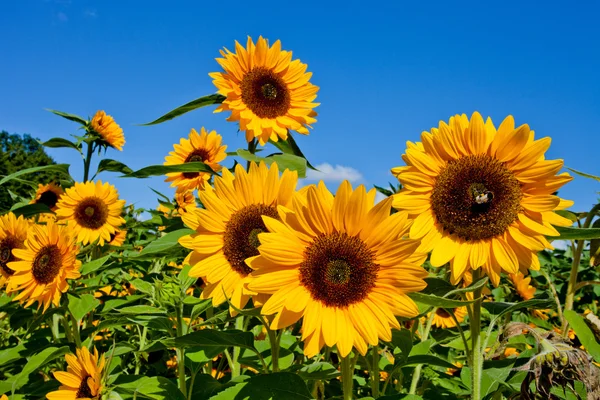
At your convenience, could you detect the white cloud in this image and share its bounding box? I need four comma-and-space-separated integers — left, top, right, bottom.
305, 163, 363, 183
374, 191, 388, 204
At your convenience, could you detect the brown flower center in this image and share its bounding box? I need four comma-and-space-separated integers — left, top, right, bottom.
37, 190, 59, 209
240, 67, 291, 119
222, 204, 279, 276
32, 245, 62, 284
74, 197, 109, 230
76, 376, 95, 399
183, 149, 211, 179
300, 232, 378, 308
0, 236, 22, 276
431, 154, 522, 241
435, 308, 451, 318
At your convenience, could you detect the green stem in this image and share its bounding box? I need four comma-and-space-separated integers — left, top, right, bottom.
187, 371, 197, 400
266, 325, 280, 372
231, 316, 244, 378
246, 138, 258, 169
371, 344, 380, 398
83, 141, 95, 182
539, 268, 565, 329
68, 310, 82, 348
470, 269, 484, 400
340, 353, 354, 400
409, 311, 435, 394
175, 304, 187, 396
135, 326, 148, 375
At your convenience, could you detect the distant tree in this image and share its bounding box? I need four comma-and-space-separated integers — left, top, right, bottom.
0, 131, 63, 211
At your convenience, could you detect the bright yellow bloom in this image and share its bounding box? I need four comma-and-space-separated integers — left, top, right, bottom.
46, 347, 105, 400
55, 181, 126, 246
174, 190, 197, 215
108, 229, 127, 247
179, 162, 298, 313
210, 36, 319, 145
164, 128, 227, 192
31, 183, 64, 211
0, 212, 30, 284
7, 221, 81, 312
431, 307, 468, 329
510, 273, 536, 300
247, 181, 428, 358
392, 112, 573, 285
90, 110, 125, 151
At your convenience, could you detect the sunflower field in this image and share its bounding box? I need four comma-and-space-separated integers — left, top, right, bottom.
1, 36, 600, 400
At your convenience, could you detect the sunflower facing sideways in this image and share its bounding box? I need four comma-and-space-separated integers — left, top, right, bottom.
392, 112, 573, 285
46, 346, 106, 400
55, 181, 126, 246
247, 181, 429, 358
30, 183, 64, 211
210, 36, 319, 145
90, 110, 125, 151
430, 307, 468, 329
6, 220, 81, 311
0, 212, 30, 285
164, 128, 227, 192
179, 161, 298, 313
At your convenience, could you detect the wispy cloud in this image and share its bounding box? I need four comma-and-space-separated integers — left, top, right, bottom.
305, 163, 363, 183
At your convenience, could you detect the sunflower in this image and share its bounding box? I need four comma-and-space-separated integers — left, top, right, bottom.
90, 110, 125, 151
392, 112, 573, 285
431, 307, 468, 329
510, 273, 550, 320
246, 181, 428, 358
55, 181, 126, 246
179, 162, 298, 313
6, 220, 80, 311
164, 128, 227, 192
174, 190, 197, 215
210, 36, 319, 145
46, 346, 105, 400
108, 229, 127, 247
0, 212, 30, 284
31, 183, 64, 211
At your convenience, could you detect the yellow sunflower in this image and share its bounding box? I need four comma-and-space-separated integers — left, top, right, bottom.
164, 128, 227, 192
210, 36, 319, 145
90, 110, 125, 151
174, 190, 198, 215
31, 183, 64, 211
108, 229, 127, 247
6, 220, 81, 312
431, 307, 468, 329
510, 273, 536, 301
247, 181, 428, 358
392, 112, 573, 285
46, 346, 105, 400
179, 162, 298, 313
0, 212, 30, 284
55, 181, 126, 246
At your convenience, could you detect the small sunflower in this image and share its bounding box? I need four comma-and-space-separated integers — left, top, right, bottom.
31, 183, 64, 211
210, 36, 319, 145
55, 181, 126, 246
174, 190, 197, 215
431, 307, 468, 329
0, 212, 30, 283
247, 181, 428, 358
179, 162, 298, 313
7, 220, 81, 311
90, 110, 125, 151
46, 346, 105, 400
392, 112, 573, 285
164, 128, 227, 192
108, 229, 127, 247
510, 273, 536, 301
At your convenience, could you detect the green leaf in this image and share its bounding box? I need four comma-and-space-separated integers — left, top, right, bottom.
296, 362, 340, 380
399, 355, 455, 369
130, 279, 155, 295
408, 292, 475, 308
97, 159, 133, 175
41, 137, 81, 151
208, 372, 312, 400
268, 133, 317, 170
100, 295, 146, 313
80, 255, 112, 275
555, 226, 600, 240
482, 297, 554, 318
480, 359, 515, 397
117, 305, 167, 315
123, 163, 216, 179
141, 94, 226, 125
0, 346, 69, 393
390, 329, 413, 357
10, 203, 53, 218
134, 229, 194, 256
236, 149, 307, 178
421, 277, 455, 296
0, 164, 71, 186
68, 294, 100, 321
162, 329, 255, 351
46, 109, 88, 125
113, 375, 185, 400
444, 277, 489, 297
564, 310, 600, 362
567, 168, 600, 183
374, 185, 394, 197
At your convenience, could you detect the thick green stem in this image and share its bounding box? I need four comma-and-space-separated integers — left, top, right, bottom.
175, 304, 187, 396
83, 141, 94, 182
340, 354, 354, 400
470, 269, 484, 400
67, 310, 82, 348
409, 311, 435, 394
266, 324, 280, 372
371, 344, 380, 398
230, 316, 244, 378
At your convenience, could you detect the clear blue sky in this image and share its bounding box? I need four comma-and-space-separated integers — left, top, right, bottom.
1, 0, 599, 213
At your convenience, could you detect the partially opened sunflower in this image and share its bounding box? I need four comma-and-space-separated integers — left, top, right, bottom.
392, 112, 573, 285
46, 346, 105, 400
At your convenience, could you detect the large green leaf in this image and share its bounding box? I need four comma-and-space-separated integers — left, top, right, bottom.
564, 310, 600, 362
0, 164, 71, 186
482, 297, 554, 318
162, 329, 255, 351
80, 255, 112, 275
0, 346, 69, 393
236, 149, 307, 178
268, 133, 317, 170
123, 163, 216, 179
555, 226, 600, 240
97, 159, 133, 175
10, 203, 53, 218
408, 292, 474, 308
68, 293, 100, 321
117, 305, 167, 315
133, 229, 194, 256
141, 94, 226, 125
296, 362, 340, 380
567, 168, 600, 183
390, 329, 413, 357
41, 137, 81, 152
399, 355, 455, 369
113, 375, 185, 400
46, 109, 88, 125
208, 372, 312, 400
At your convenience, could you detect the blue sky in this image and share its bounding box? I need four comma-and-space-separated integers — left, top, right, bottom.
1, 0, 599, 213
